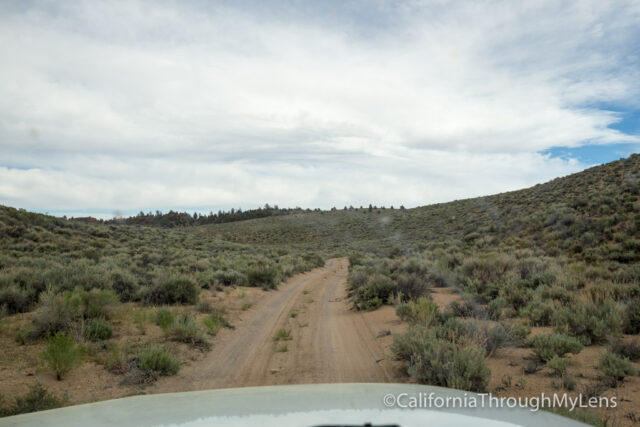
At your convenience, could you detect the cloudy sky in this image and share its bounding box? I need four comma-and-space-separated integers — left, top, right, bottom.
1, 0, 639, 218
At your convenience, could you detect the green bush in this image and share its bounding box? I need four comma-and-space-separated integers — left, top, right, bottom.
202, 308, 230, 336
502, 283, 533, 311
521, 297, 555, 326
546, 356, 570, 376
528, 333, 583, 362
32, 289, 79, 336
608, 339, 640, 361
347, 268, 369, 292
169, 315, 210, 349
396, 273, 430, 300
0, 382, 64, 416
598, 351, 636, 381
273, 328, 292, 341
483, 324, 510, 357
110, 270, 138, 302
623, 298, 640, 334
146, 275, 198, 305
138, 346, 180, 376
14, 326, 34, 345
41, 332, 83, 380
552, 301, 622, 345
133, 309, 150, 334
247, 261, 279, 289
460, 255, 513, 286
212, 270, 247, 287
0, 286, 32, 314
487, 297, 507, 320
83, 318, 113, 341
396, 297, 441, 326
354, 274, 395, 310
154, 308, 175, 331
508, 322, 532, 346
301, 253, 325, 269
432, 317, 473, 342
446, 300, 474, 318
71, 288, 118, 319
392, 326, 490, 392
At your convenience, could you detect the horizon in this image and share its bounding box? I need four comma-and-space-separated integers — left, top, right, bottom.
1, 1, 640, 218
12, 152, 636, 221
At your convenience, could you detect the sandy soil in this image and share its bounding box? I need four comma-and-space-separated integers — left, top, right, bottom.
153, 257, 404, 392
430, 286, 461, 310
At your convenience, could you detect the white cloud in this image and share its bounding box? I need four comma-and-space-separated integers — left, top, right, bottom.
0, 0, 638, 215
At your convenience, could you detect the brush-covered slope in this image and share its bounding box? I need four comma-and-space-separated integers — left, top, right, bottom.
1, 153, 638, 262
206, 154, 640, 263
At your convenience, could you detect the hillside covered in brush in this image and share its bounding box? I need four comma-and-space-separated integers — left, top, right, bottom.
206, 154, 640, 262
2, 154, 639, 262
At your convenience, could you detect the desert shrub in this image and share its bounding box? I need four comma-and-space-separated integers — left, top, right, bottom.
563, 372, 577, 391
348, 252, 364, 267
0, 382, 64, 416
396, 297, 441, 326
433, 317, 473, 342
552, 301, 622, 345
515, 257, 550, 280
487, 297, 507, 320
202, 308, 230, 336
547, 356, 570, 376
483, 324, 510, 357
247, 261, 279, 289
528, 333, 583, 362
46, 260, 110, 292
347, 268, 369, 292
213, 270, 247, 287
14, 326, 34, 345
430, 318, 506, 357
104, 341, 128, 374
195, 270, 216, 289
392, 326, 490, 392
83, 318, 113, 341
273, 328, 292, 341
460, 255, 512, 285
41, 332, 83, 380
598, 351, 637, 382
70, 288, 118, 319
521, 297, 555, 326
154, 308, 175, 331
354, 274, 395, 310
543, 286, 574, 305
145, 275, 198, 305
0, 286, 32, 314
623, 298, 640, 334
447, 300, 474, 318
138, 346, 180, 376
169, 315, 210, 349
396, 273, 430, 300
133, 309, 150, 334
427, 271, 451, 288
301, 253, 325, 269
502, 282, 533, 311
608, 338, 640, 361
110, 270, 138, 302
508, 322, 532, 346
31, 289, 79, 336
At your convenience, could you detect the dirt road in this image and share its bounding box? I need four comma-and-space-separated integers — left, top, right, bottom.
156, 258, 403, 392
